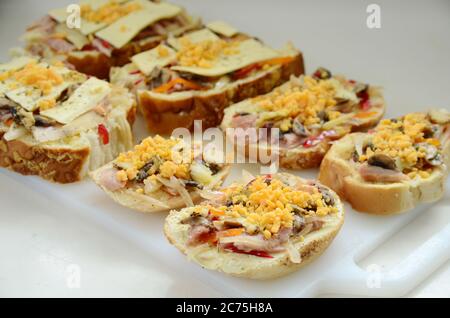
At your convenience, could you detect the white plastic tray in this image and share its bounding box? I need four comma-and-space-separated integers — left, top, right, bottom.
1, 115, 449, 298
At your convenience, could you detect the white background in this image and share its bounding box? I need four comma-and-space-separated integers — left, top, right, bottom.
0, 0, 449, 297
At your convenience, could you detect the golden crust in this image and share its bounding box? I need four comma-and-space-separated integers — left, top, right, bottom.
318, 132, 450, 215
0, 134, 90, 183
138, 53, 305, 134
163, 173, 344, 280
0, 105, 136, 184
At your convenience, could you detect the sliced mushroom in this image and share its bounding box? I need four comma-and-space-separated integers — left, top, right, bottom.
367, 154, 397, 170
135, 156, 161, 182
312, 67, 332, 80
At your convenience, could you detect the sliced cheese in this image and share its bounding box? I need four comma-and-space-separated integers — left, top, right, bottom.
131, 44, 176, 75
49, 7, 106, 35
168, 28, 220, 50
0, 56, 37, 72
55, 23, 89, 49
41, 77, 111, 124
207, 21, 239, 37
6, 82, 70, 112
171, 39, 279, 77
95, 2, 181, 49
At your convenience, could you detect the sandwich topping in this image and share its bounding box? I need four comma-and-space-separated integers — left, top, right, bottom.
117, 28, 297, 94
230, 68, 382, 149
0, 57, 119, 145
181, 174, 338, 261
80, 0, 142, 24
99, 136, 227, 208
353, 110, 450, 183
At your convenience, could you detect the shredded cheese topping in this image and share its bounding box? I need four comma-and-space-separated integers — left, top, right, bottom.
359, 113, 442, 177
196, 176, 337, 238
80, 0, 142, 24
256, 76, 339, 126
115, 135, 190, 181
176, 38, 240, 68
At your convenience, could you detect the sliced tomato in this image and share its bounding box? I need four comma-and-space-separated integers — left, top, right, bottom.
98, 124, 109, 145
153, 78, 206, 93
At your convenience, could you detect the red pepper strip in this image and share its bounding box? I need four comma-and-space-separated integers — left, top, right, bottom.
129, 70, 141, 75
223, 243, 273, 259
153, 78, 206, 93
134, 78, 144, 86
98, 124, 109, 145
357, 90, 371, 110
232, 63, 262, 80
99, 38, 112, 49
303, 130, 337, 148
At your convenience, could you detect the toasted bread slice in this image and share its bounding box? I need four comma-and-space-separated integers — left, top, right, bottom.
22, 2, 201, 79
221, 69, 385, 169
0, 58, 136, 183
111, 26, 304, 134
91, 135, 230, 213
318, 110, 450, 215
164, 173, 344, 279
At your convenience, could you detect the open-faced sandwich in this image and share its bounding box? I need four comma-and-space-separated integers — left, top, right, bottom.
164, 172, 344, 279
0, 56, 136, 183
220, 68, 385, 169
110, 25, 304, 134
22, 0, 201, 79
319, 109, 450, 215
91, 135, 230, 212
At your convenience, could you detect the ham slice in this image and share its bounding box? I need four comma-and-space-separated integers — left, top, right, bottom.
359, 164, 408, 183
231, 114, 257, 129
99, 168, 126, 191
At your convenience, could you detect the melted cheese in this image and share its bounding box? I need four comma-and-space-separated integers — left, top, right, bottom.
206, 21, 239, 37
171, 38, 279, 77
41, 77, 111, 124
131, 44, 176, 75
95, 1, 181, 48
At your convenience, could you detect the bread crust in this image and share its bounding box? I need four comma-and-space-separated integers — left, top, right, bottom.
138, 53, 305, 134
0, 101, 136, 184
318, 132, 450, 215
91, 164, 231, 213
222, 86, 385, 170
164, 173, 344, 279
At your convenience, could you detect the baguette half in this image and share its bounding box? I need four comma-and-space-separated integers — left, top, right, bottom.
318, 110, 450, 215
91, 135, 230, 213
221, 70, 385, 169
164, 173, 344, 279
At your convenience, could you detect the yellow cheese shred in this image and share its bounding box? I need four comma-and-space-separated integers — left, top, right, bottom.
81, 0, 142, 24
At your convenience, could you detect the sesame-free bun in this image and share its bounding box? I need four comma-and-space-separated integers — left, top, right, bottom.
91, 163, 231, 213
318, 131, 450, 215
220, 83, 385, 170
164, 173, 344, 279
